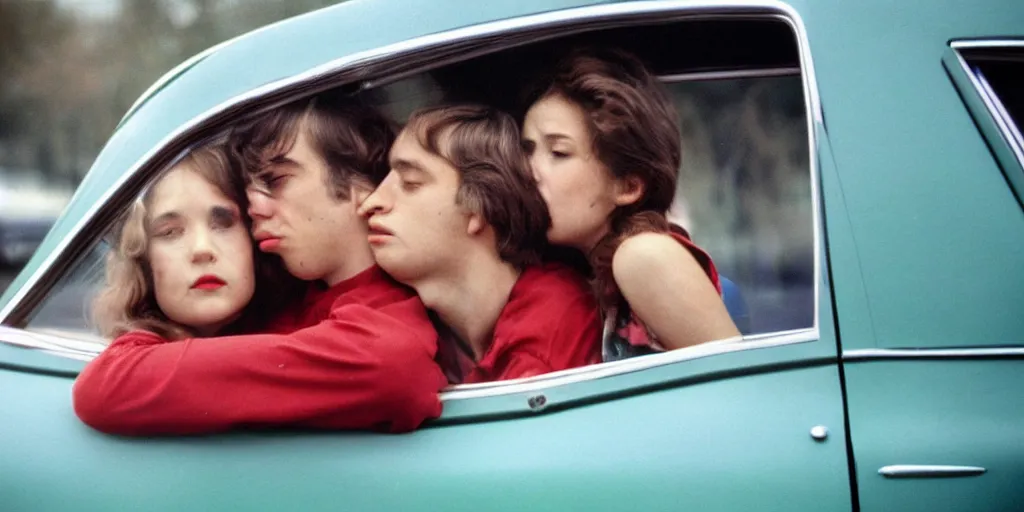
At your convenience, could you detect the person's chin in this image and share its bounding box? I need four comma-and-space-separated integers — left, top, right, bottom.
374, 255, 398, 275
370, 245, 396, 263
375, 257, 417, 284
182, 312, 241, 336
280, 258, 320, 281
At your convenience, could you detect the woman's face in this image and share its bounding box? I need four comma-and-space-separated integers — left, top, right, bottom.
146, 164, 255, 336
522, 94, 620, 251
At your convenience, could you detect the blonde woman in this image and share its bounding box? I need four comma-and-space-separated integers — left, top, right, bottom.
91, 145, 280, 341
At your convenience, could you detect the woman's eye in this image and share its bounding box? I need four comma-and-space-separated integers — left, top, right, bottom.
210, 208, 238, 230
154, 226, 183, 239
552, 150, 570, 159
401, 181, 422, 192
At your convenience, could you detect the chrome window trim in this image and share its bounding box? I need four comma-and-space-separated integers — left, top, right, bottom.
660, 66, 800, 82
0, 325, 102, 362
441, 330, 816, 400
950, 40, 1024, 51
0, 323, 813, 398
949, 40, 1024, 171
3, 1, 825, 396
445, 327, 814, 393
844, 347, 1024, 361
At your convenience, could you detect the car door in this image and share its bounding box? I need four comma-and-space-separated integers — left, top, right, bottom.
807, 2, 1024, 510
1, 2, 855, 511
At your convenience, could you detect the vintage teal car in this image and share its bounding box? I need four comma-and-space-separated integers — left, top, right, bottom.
1, 0, 1022, 510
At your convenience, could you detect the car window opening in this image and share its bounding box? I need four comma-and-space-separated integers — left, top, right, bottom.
20, 14, 815, 391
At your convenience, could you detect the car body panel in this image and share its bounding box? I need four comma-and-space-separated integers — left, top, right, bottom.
1, 349, 850, 512
799, 0, 1024, 350
844, 359, 1024, 511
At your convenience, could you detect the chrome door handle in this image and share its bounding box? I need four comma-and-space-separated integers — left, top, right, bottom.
879, 465, 987, 478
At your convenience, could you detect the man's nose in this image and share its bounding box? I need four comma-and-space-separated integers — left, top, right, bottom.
357, 187, 390, 218
191, 229, 216, 264
246, 187, 273, 219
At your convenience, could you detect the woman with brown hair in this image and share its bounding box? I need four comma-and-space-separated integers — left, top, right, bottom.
521, 47, 740, 361
93, 144, 282, 341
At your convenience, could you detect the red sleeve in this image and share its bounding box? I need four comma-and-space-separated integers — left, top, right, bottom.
72, 298, 446, 436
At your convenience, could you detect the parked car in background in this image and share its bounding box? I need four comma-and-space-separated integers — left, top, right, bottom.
0, 216, 52, 266
0, 1, 1021, 510
0, 170, 71, 266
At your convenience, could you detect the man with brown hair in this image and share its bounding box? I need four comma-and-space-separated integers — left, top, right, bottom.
359, 105, 601, 382
73, 93, 448, 435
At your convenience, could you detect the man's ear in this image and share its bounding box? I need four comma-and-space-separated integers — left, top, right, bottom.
613, 175, 645, 207
466, 211, 486, 236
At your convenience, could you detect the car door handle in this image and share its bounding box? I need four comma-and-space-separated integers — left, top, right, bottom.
878, 465, 987, 478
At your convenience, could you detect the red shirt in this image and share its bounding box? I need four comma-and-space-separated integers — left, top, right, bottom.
459, 263, 602, 383
73, 266, 447, 436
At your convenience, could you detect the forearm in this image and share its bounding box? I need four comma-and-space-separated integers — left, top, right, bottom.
73, 318, 446, 435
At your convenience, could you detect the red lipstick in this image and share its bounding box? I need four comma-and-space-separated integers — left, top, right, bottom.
192, 274, 226, 290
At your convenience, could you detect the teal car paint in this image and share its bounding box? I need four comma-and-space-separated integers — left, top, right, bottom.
2, 0, 1022, 511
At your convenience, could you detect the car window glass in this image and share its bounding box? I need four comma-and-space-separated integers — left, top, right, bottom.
26, 239, 108, 338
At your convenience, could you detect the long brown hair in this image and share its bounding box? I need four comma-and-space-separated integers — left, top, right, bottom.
527, 47, 680, 307
92, 145, 295, 341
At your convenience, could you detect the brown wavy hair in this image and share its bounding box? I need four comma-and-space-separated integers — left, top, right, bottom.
92, 144, 297, 341
404, 104, 551, 269
526, 47, 680, 307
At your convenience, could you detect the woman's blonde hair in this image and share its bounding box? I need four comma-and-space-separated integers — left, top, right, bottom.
92, 145, 288, 341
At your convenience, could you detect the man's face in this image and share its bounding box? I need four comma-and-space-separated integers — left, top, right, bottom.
358, 129, 472, 284
246, 125, 366, 286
